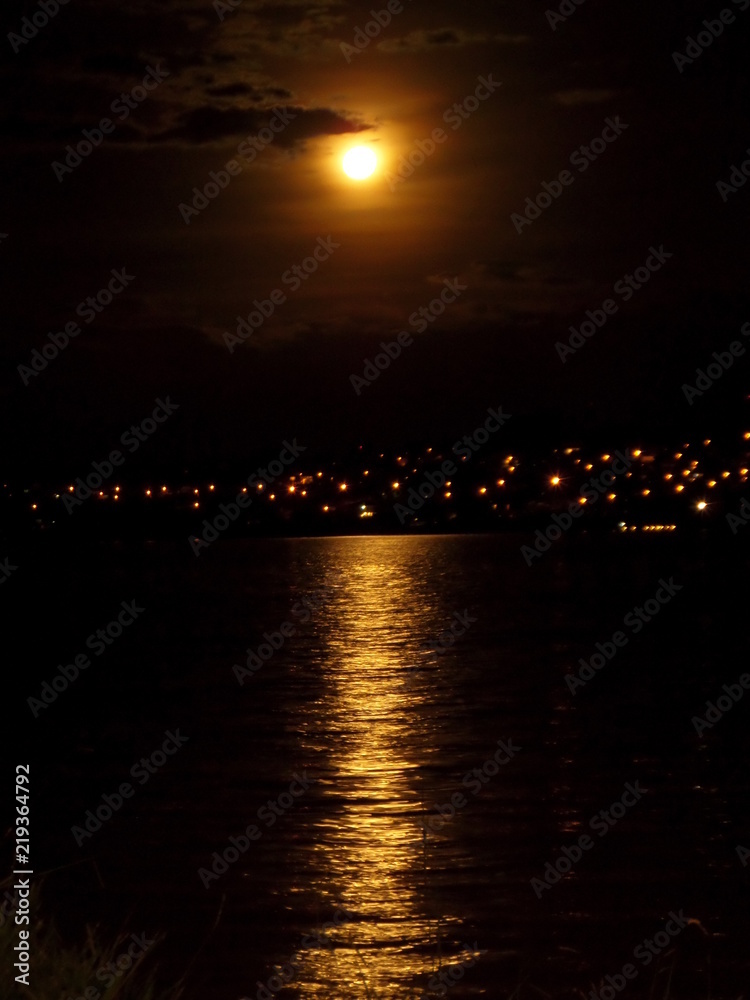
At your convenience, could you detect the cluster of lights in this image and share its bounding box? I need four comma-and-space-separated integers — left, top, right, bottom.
619, 524, 677, 532
22, 430, 750, 525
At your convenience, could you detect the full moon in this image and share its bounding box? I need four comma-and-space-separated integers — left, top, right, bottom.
342, 146, 377, 180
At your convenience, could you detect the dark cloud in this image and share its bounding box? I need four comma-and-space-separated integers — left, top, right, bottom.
378, 28, 529, 53
240, 1, 348, 27
79, 53, 156, 77
205, 83, 266, 99
552, 89, 621, 106
154, 104, 371, 145
205, 82, 293, 101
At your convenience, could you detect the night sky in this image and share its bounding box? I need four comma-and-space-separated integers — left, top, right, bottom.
2, 0, 750, 475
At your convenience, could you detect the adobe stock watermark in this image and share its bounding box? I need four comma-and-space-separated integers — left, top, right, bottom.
555, 246, 673, 362
530, 781, 646, 897
71, 730, 189, 846
421, 945, 487, 1000
8, 0, 70, 54
394, 406, 510, 524
521, 452, 633, 566
682, 320, 750, 403
418, 739, 521, 835
188, 438, 306, 554
247, 905, 356, 1000
179, 107, 297, 223
340, 0, 414, 62
691, 673, 750, 735
18, 268, 135, 385
387, 75, 502, 191
52, 66, 170, 182
716, 140, 750, 202
511, 117, 629, 234
214, 0, 244, 21
673, 1, 749, 73
224, 237, 340, 353
350, 278, 467, 395
421, 609, 478, 656
64, 397, 179, 513
62, 933, 156, 1000
726, 496, 750, 534
545, 0, 587, 31
585, 912, 693, 1000
565, 578, 683, 694
0, 557, 19, 586
405, 609, 478, 685
27, 600, 145, 718
198, 772, 314, 888
233, 582, 338, 685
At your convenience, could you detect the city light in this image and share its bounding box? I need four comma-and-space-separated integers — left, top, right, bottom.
27, 429, 750, 535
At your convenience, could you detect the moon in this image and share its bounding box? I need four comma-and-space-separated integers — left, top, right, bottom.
342, 146, 377, 180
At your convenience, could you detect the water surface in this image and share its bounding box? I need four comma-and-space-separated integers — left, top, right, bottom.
31, 534, 750, 999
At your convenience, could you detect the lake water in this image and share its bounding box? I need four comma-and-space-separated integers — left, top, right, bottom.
28, 533, 750, 1000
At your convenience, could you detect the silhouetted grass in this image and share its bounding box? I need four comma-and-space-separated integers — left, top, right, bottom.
0, 880, 185, 1000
